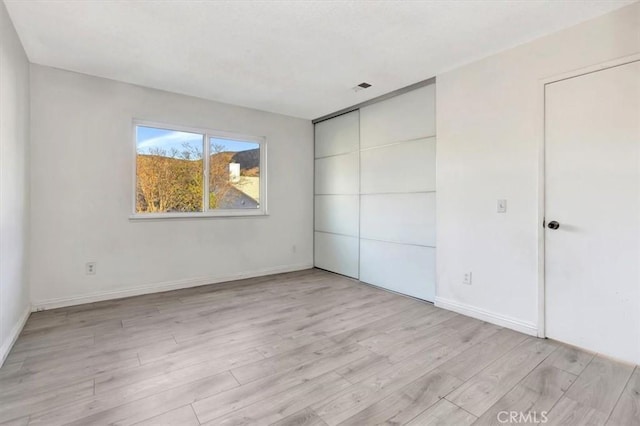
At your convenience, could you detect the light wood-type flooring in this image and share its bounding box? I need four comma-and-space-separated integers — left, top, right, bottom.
1, 269, 638, 425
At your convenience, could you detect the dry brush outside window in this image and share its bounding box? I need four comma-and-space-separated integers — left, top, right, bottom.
134, 122, 266, 218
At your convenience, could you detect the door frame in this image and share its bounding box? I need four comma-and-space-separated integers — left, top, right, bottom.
536, 53, 640, 338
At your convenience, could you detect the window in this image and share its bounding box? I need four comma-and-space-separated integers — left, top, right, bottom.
133, 121, 266, 218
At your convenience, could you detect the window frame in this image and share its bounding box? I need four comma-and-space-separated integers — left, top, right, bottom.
131, 119, 267, 219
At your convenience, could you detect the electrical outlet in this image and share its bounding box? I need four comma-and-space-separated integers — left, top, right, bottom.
86, 262, 96, 275
463, 272, 472, 285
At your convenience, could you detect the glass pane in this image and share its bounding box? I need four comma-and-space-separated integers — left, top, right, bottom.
136, 126, 204, 213
209, 137, 260, 210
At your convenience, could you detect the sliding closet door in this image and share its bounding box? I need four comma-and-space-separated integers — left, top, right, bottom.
359, 85, 436, 301
314, 111, 359, 278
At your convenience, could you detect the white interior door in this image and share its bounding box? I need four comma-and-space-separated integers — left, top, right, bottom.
545, 61, 640, 364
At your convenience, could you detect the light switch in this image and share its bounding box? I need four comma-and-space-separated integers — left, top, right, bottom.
497, 199, 507, 213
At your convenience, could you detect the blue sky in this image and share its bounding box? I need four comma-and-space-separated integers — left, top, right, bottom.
136, 126, 258, 156
210, 137, 258, 153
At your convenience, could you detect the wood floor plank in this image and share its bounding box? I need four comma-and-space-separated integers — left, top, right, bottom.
405, 399, 476, 426
3, 335, 95, 365
542, 343, 594, 376
0, 379, 94, 424
133, 405, 200, 426
311, 343, 459, 425
0, 356, 140, 398
472, 364, 576, 426
230, 339, 348, 384
94, 348, 263, 395
203, 373, 351, 426
355, 309, 463, 366
436, 320, 503, 355
326, 305, 435, 348
192, 343, 371, 423
18, 317, 123, 341
29, 354, 252, 425
360, 323, 447, 359
0, 416, 30, 426
336, 368, 462, 425
261, 303, 430, 359
546, 396, 608, 426
21, 311, 68, 333
445, 337, 558, 416
607, 367, 640, 425
271, 408, 328, 426
564, 355, 634, 416
171, 286, 388, 344
93, 350, 253, 401
136, 330, 283, 365
19, 336, 174, 374
30, 371, 238, 426
334, 352, 392, 384
438, 314, 498, 333
439, 328, 528, 381
0, 362, 23, 381
273, 300, 415, 346
286, 297, 418, 336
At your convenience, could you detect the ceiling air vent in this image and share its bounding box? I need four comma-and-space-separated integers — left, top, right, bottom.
353, 82, 372, 92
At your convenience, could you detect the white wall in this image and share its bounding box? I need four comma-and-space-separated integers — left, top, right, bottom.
0, 1, 31, 364
29, 65, 313, 308
436, 2, 640, 335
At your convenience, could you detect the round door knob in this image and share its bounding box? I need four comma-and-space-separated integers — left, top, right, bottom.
548, 221, 560, 230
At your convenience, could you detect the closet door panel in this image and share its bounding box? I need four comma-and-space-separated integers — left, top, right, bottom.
314, 153, 359, 195
315, 111, 359, 158
314, 232, 359, 279
358, 83, 436, 301
314, 195, 359, 237
314, 111, 360, 278
361, 192, 435, 247
360, 137, 436, 194
360, 84, 435, 149
360, 239, 435, 301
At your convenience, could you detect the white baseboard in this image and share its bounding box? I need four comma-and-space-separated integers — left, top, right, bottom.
0, 303, 31, 367
32, 263, 314, 312
435, 296, 538, 336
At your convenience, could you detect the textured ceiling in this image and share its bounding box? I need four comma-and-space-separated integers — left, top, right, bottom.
4, 0, 634, 119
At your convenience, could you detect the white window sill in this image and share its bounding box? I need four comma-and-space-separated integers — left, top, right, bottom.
129, 211, 268, 220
